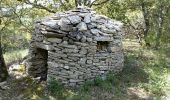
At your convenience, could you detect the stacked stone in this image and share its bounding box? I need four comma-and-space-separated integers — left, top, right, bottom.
27, 8, 124, 87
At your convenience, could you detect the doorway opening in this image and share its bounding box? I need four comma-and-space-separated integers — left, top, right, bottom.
36, 48, 48, 80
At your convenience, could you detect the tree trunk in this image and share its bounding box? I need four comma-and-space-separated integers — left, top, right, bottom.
141, 1, 150, 47
0, 39, 8, 82
155, 3, 164, 49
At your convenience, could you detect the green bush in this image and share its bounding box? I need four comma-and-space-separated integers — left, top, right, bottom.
47, 77, 65, 99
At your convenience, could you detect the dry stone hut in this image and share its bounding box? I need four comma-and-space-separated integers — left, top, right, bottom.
27, 8, 124, 87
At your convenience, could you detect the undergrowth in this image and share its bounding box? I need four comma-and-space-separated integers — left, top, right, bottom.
42, 40, 169, 100
2, 40, 169, 100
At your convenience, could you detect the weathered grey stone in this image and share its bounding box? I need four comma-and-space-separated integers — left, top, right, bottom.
90, 29, 100, 36
77, 22, 87, 31
86, 60, 92, 64
76, 35, 81, 40
35, 42, 54, 50
84, 14, 91, 23
28, 8, 124, 88
86, 38, 92, 42
47, 38, 62, 43
60, 24, 73, 31
68, 15, 82, 24
41, 20, 60, 29
93, 59, 99, 63
78, 58, 86, 64
59, 44, 77, 49
48, 62, 59, 68
94, 36, 113, 41
98, 66, 109, 71
58, 18, 73, 31
62, 48, 78, 53
79, 48, 87, 54
64, 66, 69, 70
58, 17, 71, 25
69, 79, 84, 83
43, 40, 51, 45
42, 31, 67, 38
81, 36, 86, 42
68, 53, 85, 57
99, 71, 105, 74
48, 51, 67, 58
101, 26, 116, 34
74, 42, 88, 46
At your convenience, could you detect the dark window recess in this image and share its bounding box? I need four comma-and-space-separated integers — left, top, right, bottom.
97, 41, 109, 52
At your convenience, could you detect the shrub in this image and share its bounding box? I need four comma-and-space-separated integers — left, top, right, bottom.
47, 77, 65, 99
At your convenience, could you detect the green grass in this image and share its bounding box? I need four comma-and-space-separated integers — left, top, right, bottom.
43, 39, 170, 100
2, 39, 170, 100
4, 49, 28, 65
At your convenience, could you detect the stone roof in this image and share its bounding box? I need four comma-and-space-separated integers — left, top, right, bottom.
36, 7, 123, 41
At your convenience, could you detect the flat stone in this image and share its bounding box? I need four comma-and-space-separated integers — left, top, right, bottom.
43, 40, 51, 45
47, 38, 62, 43
48, 51, 67, 58
58, 44, 77, 49
60, 24, 73, 32
101, 26, 116, 34
48, 62, 59, 67
74, 42, 88, 46
99, 71, 105, 74
69, 79, 84, 83
41, 20, 60, 29
64, 66, 69, 70
68, 53, 85, 57
68, 15, 82, 24
58, 17, 72, 31
86, 60, 92, 64
84, 14, 91, 23
77, 22, 87, 31
76, 35, 81, 40
62, 48, 78, 53
98, 66, 109, 71
42, 31, 67, 38
35, 42, 54, 50
78, 58, 86, 64
86, 38, 92, 42
79, 48, 87, 54
90, 29, 100, 36
81, 36, 86, 42
58, 17, 71, 25
94, 36, 113, 41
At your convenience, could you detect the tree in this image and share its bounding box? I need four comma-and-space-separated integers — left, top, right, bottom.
0, 0, 8, 82
0, 34, 8, 82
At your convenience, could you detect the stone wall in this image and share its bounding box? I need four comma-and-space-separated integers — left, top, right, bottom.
27, 8, 124, 87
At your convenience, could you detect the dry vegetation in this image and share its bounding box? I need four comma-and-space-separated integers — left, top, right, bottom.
0, 39, 170, 100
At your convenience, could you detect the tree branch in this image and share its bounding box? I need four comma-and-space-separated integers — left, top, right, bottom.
25, 0, 56, 13
11, 7, 33, 33
90, 0, 110, 7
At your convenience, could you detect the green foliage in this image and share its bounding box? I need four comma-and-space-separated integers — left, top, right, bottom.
47, 77, 65, 99
4, 49, 28, 64
0, 0, 170, 99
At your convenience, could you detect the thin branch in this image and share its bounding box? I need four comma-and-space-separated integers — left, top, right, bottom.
90, 0, 110, 7
25, 0, 56, 13
11, 7, 33, 33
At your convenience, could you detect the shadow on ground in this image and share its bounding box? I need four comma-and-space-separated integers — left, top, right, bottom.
0, 40, 169, 100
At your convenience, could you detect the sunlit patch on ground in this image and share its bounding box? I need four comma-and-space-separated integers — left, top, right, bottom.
0, 39, 170, 100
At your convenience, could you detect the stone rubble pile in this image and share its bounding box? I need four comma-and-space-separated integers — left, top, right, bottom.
27, 8, 124, 87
